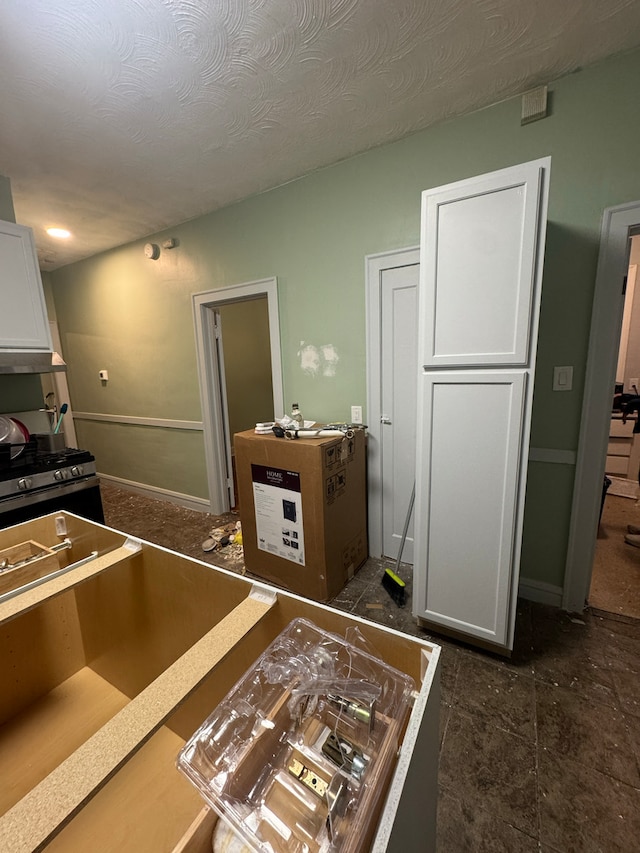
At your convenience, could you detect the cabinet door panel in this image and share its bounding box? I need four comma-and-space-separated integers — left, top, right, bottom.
414, 371, 526, 646
419, 161, 544, 367
0, 221, 51, 350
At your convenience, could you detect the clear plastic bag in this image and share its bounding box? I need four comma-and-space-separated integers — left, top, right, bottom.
177, 618, 415, 853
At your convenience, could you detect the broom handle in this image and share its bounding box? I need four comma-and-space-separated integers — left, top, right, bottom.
394, 481, 416, 574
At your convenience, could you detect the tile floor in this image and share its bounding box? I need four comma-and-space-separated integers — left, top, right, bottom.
591, 491, 640, 619
101, 483, 640, 852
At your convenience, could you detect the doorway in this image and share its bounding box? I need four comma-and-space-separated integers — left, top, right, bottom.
589, 234, 640, 618
366, 247, 419, 562
565, 201, 640, 613
193, 278, 283, 515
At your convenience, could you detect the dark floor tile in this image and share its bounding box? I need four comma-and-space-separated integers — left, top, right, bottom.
530, 607, 617, 705
352, 556, 387, 585
611, 667, 640, 719
536, 681, 640, 787
538, 751, 640, 853
436, 787, 538, 852
511, 598, 534, 657
439, 702, 451, 749
329, 572, 372, 611
622, 712, 640, 779
351, 587, 418, 635
453, 654, 536, 739
439, 708, 538, 837
593, 628, 640, 717
438, 645, 460, 708
590, 609, 640, 642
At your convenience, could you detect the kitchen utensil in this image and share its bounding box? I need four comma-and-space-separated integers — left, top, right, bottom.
33, 433, 66, 452
0, 416, 27, 459
11, 418, 30, 443
54, 403, 68, 434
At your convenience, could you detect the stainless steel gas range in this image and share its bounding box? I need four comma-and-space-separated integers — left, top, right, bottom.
0, 440, 104, 529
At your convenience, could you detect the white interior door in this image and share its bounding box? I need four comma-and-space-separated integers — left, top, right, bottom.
211, 310, 235, 508
380, 264, 419, 562
414, 158, 550, 651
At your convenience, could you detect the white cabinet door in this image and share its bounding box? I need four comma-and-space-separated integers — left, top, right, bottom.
419, 161, 545, 368
414, 158, 550, 651
0, 220, 52, 350
414, 371, 526, 645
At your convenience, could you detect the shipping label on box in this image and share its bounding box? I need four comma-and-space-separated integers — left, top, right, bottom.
325, 466, 347, 505
323, 435, 356, 470
251, 464, 305, 565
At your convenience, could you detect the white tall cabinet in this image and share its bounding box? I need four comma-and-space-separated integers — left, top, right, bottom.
0, 220, 52, 351
413, 159, 551, 652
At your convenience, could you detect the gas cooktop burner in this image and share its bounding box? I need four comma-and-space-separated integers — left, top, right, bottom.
0, 440, 96, 486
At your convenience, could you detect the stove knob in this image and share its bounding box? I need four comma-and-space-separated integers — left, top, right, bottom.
17, 477, 32, 490
70, 465, 84, 477
54, 470, 65, 481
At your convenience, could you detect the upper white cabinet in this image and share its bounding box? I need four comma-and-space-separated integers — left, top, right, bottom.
0, 220, 52, 351
419, 161, 545, 368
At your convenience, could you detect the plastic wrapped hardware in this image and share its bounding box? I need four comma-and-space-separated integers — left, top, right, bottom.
177, 618, 415, 853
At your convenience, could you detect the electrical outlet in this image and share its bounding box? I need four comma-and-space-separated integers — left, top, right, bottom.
351, 405, 363, 424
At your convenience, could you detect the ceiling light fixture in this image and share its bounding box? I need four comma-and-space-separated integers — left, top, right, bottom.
46, 227, 71, 239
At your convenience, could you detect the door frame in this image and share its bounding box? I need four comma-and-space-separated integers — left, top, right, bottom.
365, 246, 419, 557
564, 201, 640, 611
193, 278, 284, 514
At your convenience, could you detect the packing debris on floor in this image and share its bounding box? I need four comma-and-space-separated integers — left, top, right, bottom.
202, 520, 246, 573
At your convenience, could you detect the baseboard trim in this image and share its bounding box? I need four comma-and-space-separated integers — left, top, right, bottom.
98, 473, 211, 513
518, 577, 563, 607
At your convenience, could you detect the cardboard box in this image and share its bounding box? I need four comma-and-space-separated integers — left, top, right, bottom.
0, 511, 441, 853
234, 429, 368, 601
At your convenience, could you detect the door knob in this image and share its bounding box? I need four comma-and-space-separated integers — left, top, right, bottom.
380, 415, 392, 424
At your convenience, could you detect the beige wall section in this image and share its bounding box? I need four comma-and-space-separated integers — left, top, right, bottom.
219, 297, 273, 441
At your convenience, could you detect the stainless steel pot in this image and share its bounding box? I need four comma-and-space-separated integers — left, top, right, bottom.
0, 416, 27, 459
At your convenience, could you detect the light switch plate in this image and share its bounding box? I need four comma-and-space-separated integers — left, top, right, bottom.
553, 366, 573, 391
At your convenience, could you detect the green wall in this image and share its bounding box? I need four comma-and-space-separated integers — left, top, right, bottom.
49, 48, 640, 589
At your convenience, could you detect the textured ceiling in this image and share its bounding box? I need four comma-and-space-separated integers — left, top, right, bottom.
2, 0, 640, 270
